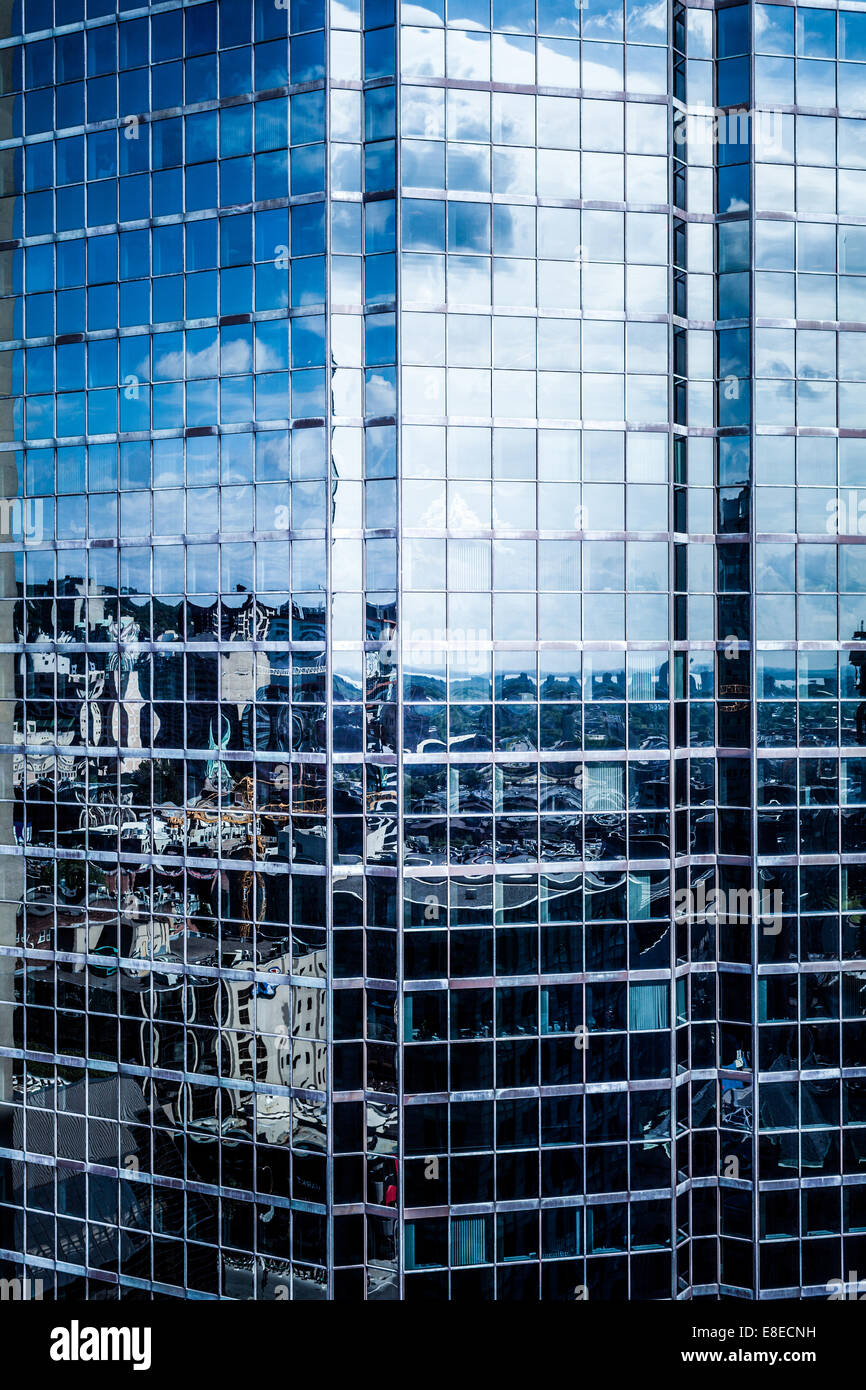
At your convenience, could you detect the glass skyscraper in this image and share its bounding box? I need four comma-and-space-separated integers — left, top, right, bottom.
1, 0, 866, 1304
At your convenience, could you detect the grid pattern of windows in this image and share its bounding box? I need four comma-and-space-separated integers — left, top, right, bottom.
0, 0, 337, 1302
748, 0, 866, 1300
0, 0, 865, 1303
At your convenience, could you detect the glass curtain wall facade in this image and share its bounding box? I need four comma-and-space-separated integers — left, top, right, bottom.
0, 0, 865, 1303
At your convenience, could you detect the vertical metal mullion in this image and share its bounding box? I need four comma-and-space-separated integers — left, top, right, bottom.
667, 1, 683, 1297
748, 0, 760, 1304
324, 3, 336, 1301
394, 0, 405, 1303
